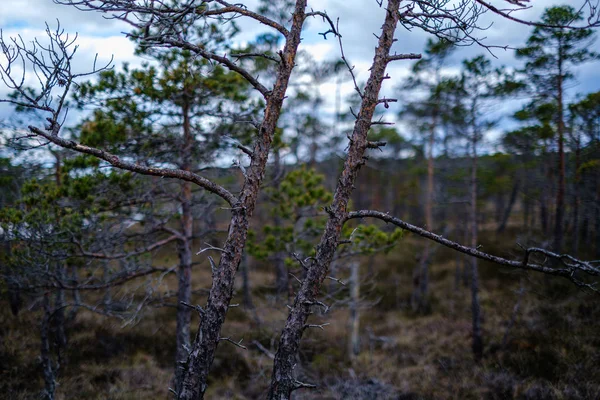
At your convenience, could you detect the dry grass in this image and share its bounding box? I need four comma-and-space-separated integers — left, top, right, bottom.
2, 227, 600, 400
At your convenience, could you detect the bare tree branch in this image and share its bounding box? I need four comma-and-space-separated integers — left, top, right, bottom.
28, 126, 238, 205
346, 210, 600, 292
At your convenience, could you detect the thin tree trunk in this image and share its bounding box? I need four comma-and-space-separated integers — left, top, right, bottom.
572, 143, 581, 254
52, 155, 67, 363
412, 247, 430, 313
502, 280, 524, 350
470, 128, 483, 362
348, 261, 360, 361
412, 98, 436, 313
272, 149, 288, 298
581, 210, 589, 249
175, 219, 193, 393
268, 3, 400, 397
240, 251, 254, 310
175, 100, 196, 393
495, 193, 505, 225
53, 264, 67, 362
570, 126, 582, 254
497, 180, 519, 233
541, 193, 549, 234
177, 4, 306, 398
454, 251, 462, 292
462, 209, 470, 288
554, 52, 565, 254
596, 177, 600, 259
4, 238, 21, 316
41, 294, 57, 400
523, 193, 530, 230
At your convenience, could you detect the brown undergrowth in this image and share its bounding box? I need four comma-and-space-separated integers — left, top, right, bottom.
1, 227, 599, 399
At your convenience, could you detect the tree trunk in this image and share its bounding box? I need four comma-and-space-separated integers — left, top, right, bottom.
174, 223, 193, 393
3, 238, 22, 316
412, 94, 436, 313
553, 53, 565, 254
454, 242, 462, 292
497, 180, 519, 233
501, 280, 524, 350
240, 251, 254, 310
572, 139, 581, 254
596, 176, 600, 259
272, 149, 288, 298
541, 194, 549, 234
523, 193, 530, 231
53, 264, 67, 363
41, 294, 57, 400
412, 247, 430, 313
177, 4, 306, 398
495, 193, 505, 225
268, 3, 400, 397
66, 265, 80, 324
175, 101, 194, 393
470, 127, 483, 362
348, 261, 360, 361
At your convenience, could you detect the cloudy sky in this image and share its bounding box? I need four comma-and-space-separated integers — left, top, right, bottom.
1, 0, 600, 148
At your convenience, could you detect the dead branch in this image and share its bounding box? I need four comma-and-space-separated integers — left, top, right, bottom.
346, 210, 599, 292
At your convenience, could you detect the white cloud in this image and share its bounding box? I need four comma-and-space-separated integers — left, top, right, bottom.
1, 0, 600, 139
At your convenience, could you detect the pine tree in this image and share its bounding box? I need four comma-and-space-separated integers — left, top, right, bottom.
516, 5, 598, 254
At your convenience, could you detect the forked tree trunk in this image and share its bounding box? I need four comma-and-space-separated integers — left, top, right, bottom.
177, 4, 307, 398
268, 2, 401, 397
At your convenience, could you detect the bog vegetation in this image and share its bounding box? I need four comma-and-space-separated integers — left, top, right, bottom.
1, 1, 600, 399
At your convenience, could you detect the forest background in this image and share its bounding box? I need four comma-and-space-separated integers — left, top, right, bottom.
1, 0, 600, 399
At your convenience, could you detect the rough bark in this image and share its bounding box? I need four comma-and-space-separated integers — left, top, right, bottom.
177, 3, 307, 398
268, 2, 402, 398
